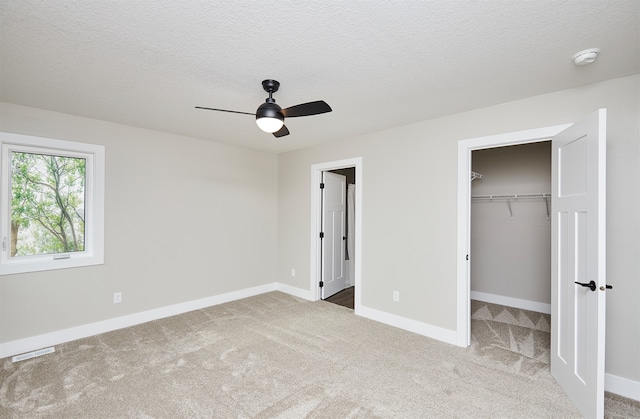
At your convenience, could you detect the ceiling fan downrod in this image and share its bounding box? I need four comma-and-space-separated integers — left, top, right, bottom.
262, 79, 280, 103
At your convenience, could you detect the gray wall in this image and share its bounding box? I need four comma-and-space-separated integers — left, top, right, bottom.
277, 75, 639, 384
0, 102, 278, 342
471, 142, 552, 304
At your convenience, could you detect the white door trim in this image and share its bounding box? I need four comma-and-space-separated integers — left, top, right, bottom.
310, 158, 363, 312
456, 124, 571, 347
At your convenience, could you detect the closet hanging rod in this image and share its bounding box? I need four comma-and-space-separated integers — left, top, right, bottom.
471, 193, 551, 200
471, 193, 551, 220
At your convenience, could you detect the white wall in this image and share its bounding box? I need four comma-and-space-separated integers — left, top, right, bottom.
0, 102, 278, 343
277, 75, 640, 386
471, 142, 552, 305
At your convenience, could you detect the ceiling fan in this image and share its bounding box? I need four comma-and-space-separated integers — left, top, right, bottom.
195, 79, 332, 138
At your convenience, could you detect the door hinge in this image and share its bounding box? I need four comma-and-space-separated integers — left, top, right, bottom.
320, 232, 324, 239
319, 281, 324, 288
320, 182, 325, 189
2, 237, 6, 252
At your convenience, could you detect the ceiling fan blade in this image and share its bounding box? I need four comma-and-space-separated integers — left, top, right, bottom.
273, 125, 290, 138
195, 106, 255, 116
282, 101, 332, 118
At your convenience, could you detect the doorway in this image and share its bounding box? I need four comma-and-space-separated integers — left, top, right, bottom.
455, 123, 570, 347
310, 157, 363, 313
324, 167, 356, 308
469, 142, 552, 368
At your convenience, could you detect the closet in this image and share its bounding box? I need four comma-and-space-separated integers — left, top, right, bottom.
470, 141, 552, 312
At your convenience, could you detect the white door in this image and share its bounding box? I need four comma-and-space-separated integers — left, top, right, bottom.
321, 172, 346, 299
551, 109, 607, 418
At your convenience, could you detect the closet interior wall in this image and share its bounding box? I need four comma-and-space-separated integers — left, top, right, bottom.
470, 141, 552, 308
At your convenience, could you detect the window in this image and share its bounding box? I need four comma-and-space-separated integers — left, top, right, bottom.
0, 132, 105, 275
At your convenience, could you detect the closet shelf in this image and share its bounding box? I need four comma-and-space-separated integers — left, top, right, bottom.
471, 193, 551, 219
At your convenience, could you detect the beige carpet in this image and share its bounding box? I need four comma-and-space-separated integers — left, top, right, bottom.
1, 292, 638, 418
470, 300, 552, 376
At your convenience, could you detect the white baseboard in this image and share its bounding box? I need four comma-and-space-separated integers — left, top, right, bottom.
0, 283, 278, 359
356, 305, 458, 346
606, 373, 640, 401
471, 291, 551, 314
275, 282, 315, 301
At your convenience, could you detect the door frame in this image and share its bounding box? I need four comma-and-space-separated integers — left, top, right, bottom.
310, 157, 363, 312
456, 124, 571, 347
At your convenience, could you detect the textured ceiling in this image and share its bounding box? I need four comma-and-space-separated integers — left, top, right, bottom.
1, 1, 639, 153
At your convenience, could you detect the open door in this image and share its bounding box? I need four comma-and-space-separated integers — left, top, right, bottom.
551, 109, 607, 418
321, 171, 347, 299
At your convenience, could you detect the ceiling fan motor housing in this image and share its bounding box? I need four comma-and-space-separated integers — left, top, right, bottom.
256, 102, 283, 121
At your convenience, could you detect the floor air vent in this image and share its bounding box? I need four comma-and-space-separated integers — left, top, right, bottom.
12, 346, 55, 362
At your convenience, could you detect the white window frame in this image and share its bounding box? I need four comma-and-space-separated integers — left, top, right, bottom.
0, 132, 105, 275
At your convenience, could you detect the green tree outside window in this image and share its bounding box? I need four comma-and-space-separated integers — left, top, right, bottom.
10, 151, 86, 257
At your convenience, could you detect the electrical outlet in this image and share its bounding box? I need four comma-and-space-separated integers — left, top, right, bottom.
291, 268, 296, 277
393, 291, 400, 302
113, 292, 122, 304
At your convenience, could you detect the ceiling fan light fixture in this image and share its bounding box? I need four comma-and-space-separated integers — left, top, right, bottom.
256, 116, 284, 133
255, 102, 284, 133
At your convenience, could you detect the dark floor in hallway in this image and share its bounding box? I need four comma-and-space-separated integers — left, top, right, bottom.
324, 286, 354, 309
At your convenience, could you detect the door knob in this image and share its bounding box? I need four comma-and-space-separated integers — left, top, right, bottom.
575, 280, 596, 291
